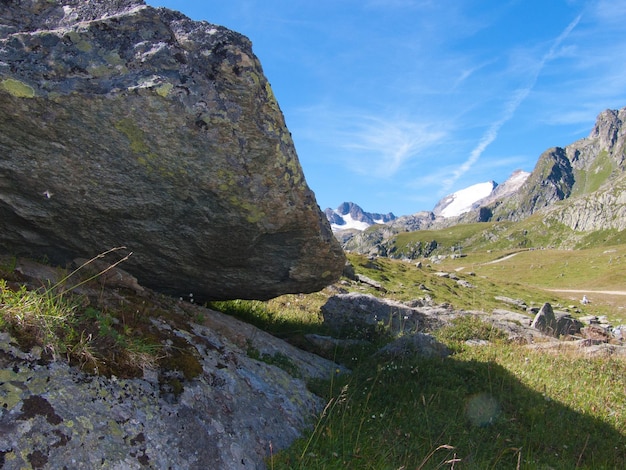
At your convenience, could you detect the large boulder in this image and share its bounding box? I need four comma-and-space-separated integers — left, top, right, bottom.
0, 280, 345, 470
320, 292, 448, 337
0, 0, 344, 301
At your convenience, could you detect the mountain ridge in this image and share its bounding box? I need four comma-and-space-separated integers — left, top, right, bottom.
332, 105, 626, 256
325, 202, 396, 232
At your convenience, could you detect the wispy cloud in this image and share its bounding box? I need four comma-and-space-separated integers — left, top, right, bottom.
338, 115, 447, 178
452, 59, 497, 90
365, 0, 434, 9
441, 14, 582, 192
594, 0, 626, 23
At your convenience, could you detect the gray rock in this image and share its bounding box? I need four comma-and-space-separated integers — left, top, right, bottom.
0, 0, 344, 301
525, 339, 626, 358
342, 261, 357, 281
0, 292, 344, 470
531, 303, 556, 332
531, 303, 583, 337
304, 334, 370, 354
494, 296, 528, 309
355, 274, 386, 291
320, 292, 446, 337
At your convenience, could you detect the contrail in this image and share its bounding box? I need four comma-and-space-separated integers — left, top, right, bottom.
443, 14, 582, 191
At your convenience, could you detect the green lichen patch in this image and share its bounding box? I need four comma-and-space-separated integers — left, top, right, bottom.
155, 82, 173, 98
160, 335, 204, 381
115, 118, 151, 155
0, 78, 36, 98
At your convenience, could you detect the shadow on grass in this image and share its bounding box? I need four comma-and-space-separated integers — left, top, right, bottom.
275, 353, 626, 469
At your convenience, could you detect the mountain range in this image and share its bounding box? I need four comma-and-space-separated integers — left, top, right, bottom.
326, 105, 626, 254
326, 169, 530, 232
325, 202, 396, 232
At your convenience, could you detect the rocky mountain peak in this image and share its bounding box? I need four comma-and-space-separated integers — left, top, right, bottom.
589, 107, 626, 151
465, 105, 626, 226
325, 202, 396, 232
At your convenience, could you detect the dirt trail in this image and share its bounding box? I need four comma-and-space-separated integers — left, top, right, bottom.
456, 252, 522, 271
546, 289, 626, 296
482, 252, 522, 265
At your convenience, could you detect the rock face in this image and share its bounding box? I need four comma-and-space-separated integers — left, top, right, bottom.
489, 147, 576, 222
0, 330, 326, 470
0, 258, 345, 470
0, 0, 344, 301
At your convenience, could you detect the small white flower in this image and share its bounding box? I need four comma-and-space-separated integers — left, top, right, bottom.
42, 190, 53, 199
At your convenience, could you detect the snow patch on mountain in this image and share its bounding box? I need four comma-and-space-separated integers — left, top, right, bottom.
331, 214, 373, 231
434, 181, 497, 218
325, 202, 396, 232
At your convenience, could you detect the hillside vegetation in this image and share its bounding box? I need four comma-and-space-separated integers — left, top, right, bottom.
2, 231, 626, 468
212, 232, 626, 469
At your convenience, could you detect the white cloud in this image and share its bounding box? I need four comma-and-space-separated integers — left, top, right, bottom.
593, 0, 626, 23
338, 115, 447, 178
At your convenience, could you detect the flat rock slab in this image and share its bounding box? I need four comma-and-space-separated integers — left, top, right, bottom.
0, 296, 344, 469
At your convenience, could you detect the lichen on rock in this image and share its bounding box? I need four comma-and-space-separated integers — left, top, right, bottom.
0, 0, 344, 302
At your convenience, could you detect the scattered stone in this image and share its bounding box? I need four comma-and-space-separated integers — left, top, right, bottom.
343, 261, 357, 281
478, 309, 546, 344
494, 296, 528, 309
320, 293, 446, 337
404, 298, 430, 308
525, 339, 626, 358
355, 274, 387, 292
579, 315, 601, 325
581, 325, 612, 342
71, 256, 144, 294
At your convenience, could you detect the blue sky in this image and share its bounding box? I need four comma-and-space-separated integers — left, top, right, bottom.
147, 0, 626, 216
